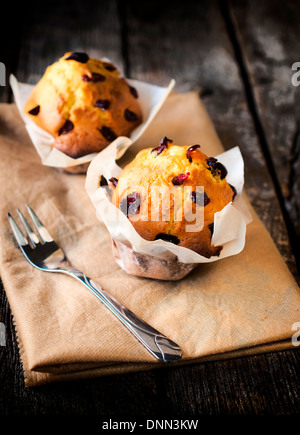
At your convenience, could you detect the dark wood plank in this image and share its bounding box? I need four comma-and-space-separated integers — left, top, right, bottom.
156, 350, 300, 415
14, 0, 125, 83
229, 0, 300, 272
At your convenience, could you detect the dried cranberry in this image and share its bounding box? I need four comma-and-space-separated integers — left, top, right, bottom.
100, 175, 108, 186
120, 192, 141, 216
58, 120, 74, 135
154, 233, 180, 245
28, 105, 40, 116
99, 126, 117, 142
94, 99, 110, 110
129, 85, 138, 98
187, 144, 200, 163
109, 177, 118, 187
172, 172, 190, 185
203, 192, 210, 206
124, 108, 138, 122
91, 73, 106, 82
190, 190, 210, 206
214, 162, 227, 179
229, 184, 237, 200
82, 73, 106, 82
206, 157, 228, 179
208, 223, 214, 236
104, 63, 116, 71
65, 52, 89, 63
151, 137, 173, 156
206, 157, 218, 167
82, 74, 92, 82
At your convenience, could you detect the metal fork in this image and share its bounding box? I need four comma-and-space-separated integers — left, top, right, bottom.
7, 205, 182, 363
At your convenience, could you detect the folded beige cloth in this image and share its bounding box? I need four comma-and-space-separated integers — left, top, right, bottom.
0, 94, 299, 387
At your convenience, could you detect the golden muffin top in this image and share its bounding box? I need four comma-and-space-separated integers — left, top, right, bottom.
107, 138, 236, 258
24, 52, 143, 158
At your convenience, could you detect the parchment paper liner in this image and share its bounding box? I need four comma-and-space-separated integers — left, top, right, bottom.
86, 143, 253, 280
9, 73, 175, 173
112, 238, 198, 280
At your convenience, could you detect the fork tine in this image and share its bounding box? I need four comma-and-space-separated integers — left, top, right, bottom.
17, 209, 40, 247
25, 204, 54, 243
7, 212, 29, 248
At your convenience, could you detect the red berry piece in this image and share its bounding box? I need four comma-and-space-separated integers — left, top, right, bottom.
109, 177, 118, 187
172, 172, 190, 185
129, 85, 138, 98
100, 175, 108, 186
206, 157, 227, 179
214, 162, 227, 179
154, 233, 180, 245
208, 223, 214, 236
124, 108, 138, 122
28, 105, 40, 116
206, 157, 218, 167
103, 63, 116, 71
82, 74, 92, 82
187, 144, 200, 162
91, 73, 106, 82
94, 99, 110, 110
65, 52, 89, 63
82, 73, 106, 82
99, 126, 117, 142
58, 120, 74, 135
151, 137, 173, 156
190, 191, 210, 206
120, 192, 141, 216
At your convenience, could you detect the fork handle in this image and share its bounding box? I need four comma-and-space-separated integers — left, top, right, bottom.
73, 273, 182, 362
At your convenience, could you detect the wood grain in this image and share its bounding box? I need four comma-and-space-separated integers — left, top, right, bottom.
13, 0, 125, 84
229, 0, 300, 272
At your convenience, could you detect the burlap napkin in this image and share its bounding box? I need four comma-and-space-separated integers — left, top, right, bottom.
0, 93, 299, 387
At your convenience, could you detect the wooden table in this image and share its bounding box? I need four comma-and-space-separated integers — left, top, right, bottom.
1, 0, 299, 416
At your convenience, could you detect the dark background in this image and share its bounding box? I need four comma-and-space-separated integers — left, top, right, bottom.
0, 0, 299, 417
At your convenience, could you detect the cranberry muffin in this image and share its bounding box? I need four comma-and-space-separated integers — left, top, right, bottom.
24, 52, 143, 158
106, 137, 236, 259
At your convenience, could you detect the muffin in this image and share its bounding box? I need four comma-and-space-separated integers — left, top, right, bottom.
106, 137, 236, 262
24, 52, 143, 158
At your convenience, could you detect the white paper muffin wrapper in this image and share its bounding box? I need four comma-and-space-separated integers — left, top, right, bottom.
85, 145, 252, 264
9, 73, 175, 169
